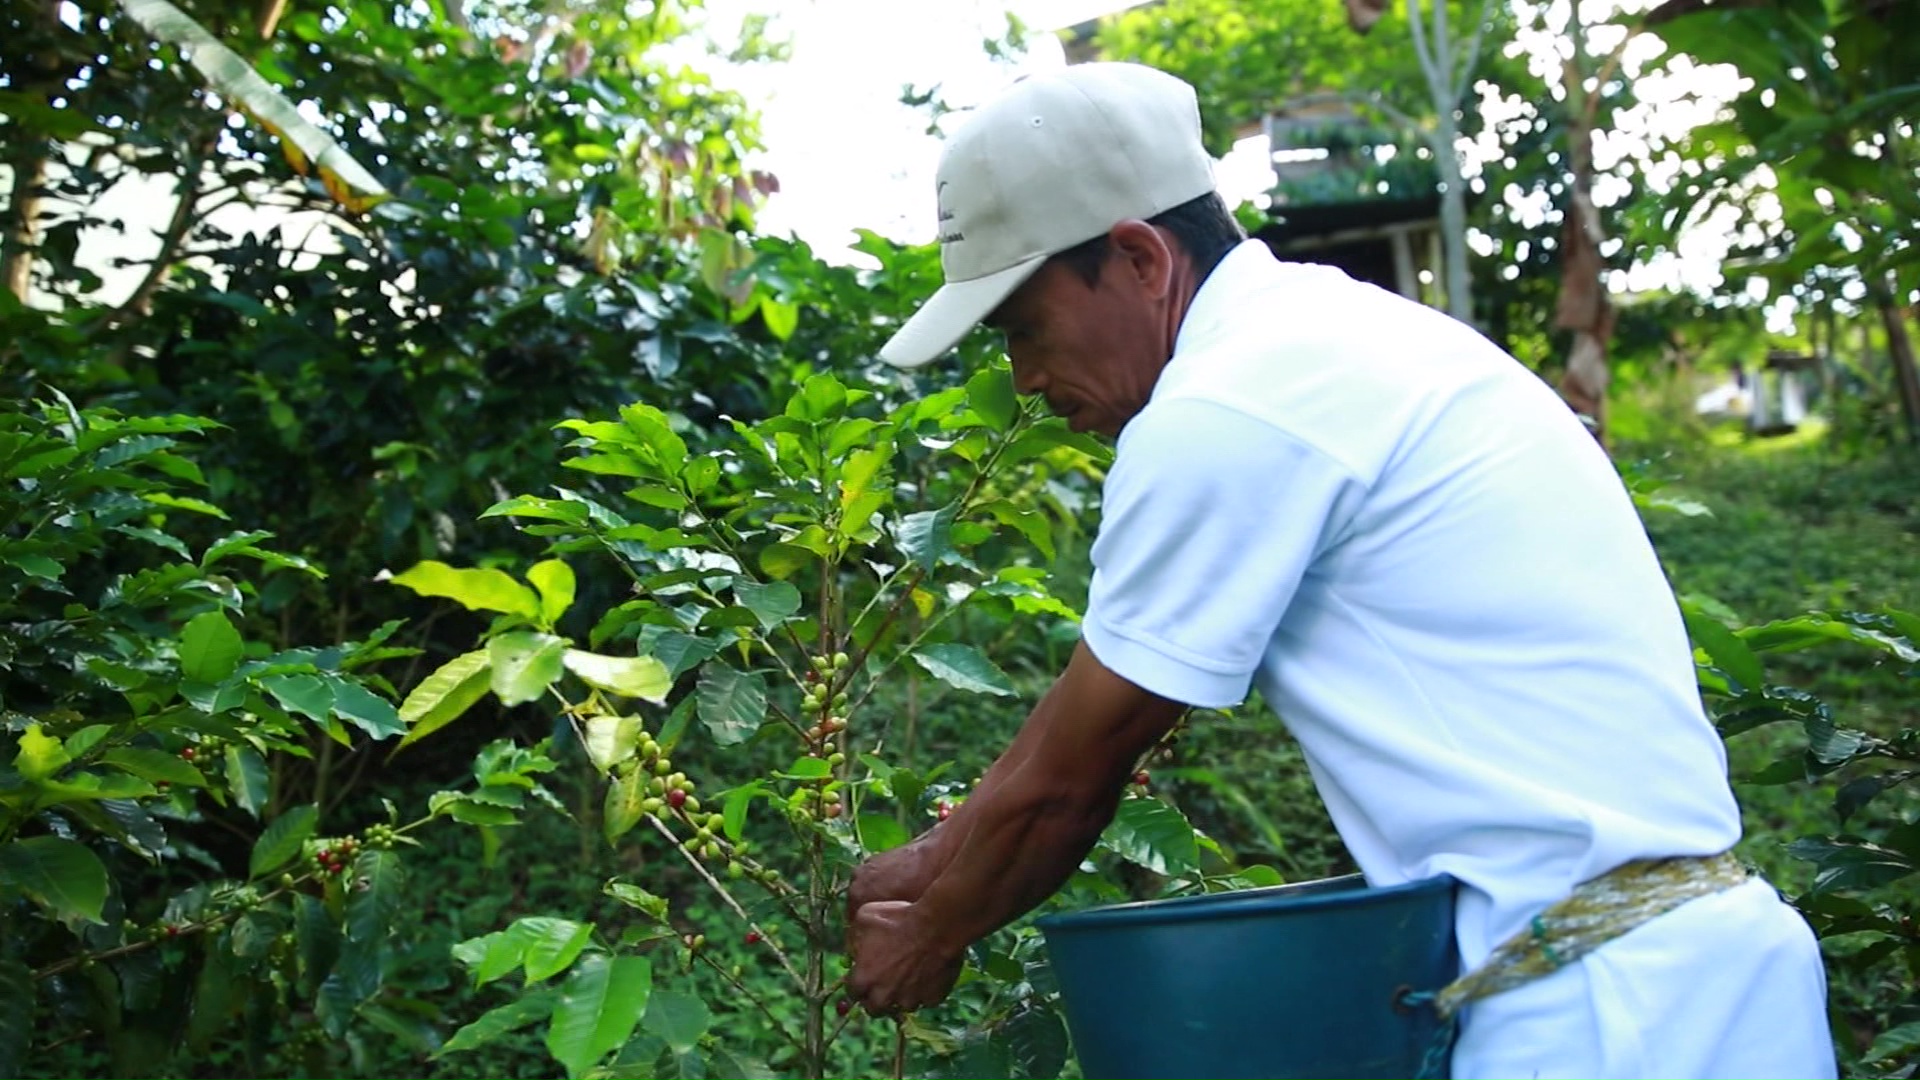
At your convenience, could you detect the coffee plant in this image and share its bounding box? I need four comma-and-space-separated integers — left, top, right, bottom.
0, 392, 564, 1074
381, 368, 1278, 1078
1682, 600, 1920, 1073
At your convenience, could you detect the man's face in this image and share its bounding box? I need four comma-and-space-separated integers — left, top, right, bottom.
984, 233, 1176, 439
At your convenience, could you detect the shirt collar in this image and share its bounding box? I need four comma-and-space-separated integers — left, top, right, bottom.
1157, 238, 1280, 395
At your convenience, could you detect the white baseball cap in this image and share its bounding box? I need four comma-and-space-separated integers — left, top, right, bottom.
878, 62, 1218, 369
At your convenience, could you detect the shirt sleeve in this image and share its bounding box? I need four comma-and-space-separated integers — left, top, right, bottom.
1081, 397, 1369, 708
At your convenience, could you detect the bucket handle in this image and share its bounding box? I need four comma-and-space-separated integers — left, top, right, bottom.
1391, 985, 1456, 1079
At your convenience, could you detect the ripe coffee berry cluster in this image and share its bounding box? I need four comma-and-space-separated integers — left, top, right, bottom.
311, 835, 360, 876
176, 736, 228, 764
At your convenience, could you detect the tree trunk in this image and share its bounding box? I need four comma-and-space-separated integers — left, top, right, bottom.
1552, 5, 1613, 443
1879, 292, 1920, 442
2, 0, 68, 307
2, 154, 47, 305
1432, 109, 1473, 325
1404, 0, 1477, 326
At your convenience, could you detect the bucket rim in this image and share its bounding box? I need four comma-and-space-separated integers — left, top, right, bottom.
1035, 872, 1456, 933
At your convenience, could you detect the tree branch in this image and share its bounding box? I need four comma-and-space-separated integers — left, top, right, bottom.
1452, 0, 1501, 104
98, 153, 207, 330
1403, 0, 1442, 89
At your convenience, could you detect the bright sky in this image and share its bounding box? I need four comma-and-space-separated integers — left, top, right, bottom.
682, 0, 1274, 258
688, 0, 1778, 320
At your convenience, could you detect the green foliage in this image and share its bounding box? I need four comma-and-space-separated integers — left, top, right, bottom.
1645, 0, 1920, 297
379, 371, 1261, 1078
0, 392, 558, 1075
1640, 443, 1920, 1074
1089, 0, 1497, 157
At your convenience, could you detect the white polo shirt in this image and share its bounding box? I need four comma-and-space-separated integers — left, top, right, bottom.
1080, 241, 1832, 1076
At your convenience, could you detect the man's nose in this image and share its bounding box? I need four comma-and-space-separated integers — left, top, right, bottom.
1009, 353, 1045, 396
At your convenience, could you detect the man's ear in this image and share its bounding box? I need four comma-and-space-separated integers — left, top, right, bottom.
1107, 219, 1177, 300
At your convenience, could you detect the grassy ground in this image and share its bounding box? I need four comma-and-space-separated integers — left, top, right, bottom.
1625, 413, 1919, 1057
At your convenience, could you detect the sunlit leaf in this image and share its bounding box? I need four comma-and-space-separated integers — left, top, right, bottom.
528, 559, 577, 627
115, 0, 389, 212
390, 561, 541, 620
786, 373, 847, 423
12, 724, 70, 780
965, 365, 1018, 431
395, 650, 492, 750
563, 650, 670, 702
722, 781, 764, 841
760, 297, 799, 341
489, 632, 568, 706
911, 643, 1014, 697
604, 882, 670, 923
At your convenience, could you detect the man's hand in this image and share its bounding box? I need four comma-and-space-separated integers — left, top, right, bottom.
846, 900, 965, 1016
848, 829, 945, 915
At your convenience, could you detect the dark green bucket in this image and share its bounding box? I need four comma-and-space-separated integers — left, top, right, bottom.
1036, 874, 1458, 1079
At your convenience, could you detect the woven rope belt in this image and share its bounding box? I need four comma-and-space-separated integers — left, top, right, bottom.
1430, 850, 1751, 1019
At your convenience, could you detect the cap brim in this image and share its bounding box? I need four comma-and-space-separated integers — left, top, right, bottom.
879, 254, 1047, 369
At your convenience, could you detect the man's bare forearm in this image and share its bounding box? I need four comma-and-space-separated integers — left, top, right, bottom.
904, 643, 1186, 949
912, 751, 1126, 947
903, 677, 1068, 878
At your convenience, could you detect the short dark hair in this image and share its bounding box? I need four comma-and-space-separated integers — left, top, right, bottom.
1050, 191, 1246, 287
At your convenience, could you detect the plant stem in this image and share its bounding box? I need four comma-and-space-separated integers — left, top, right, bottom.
645, 814, 805, 987
693, 950, 808, 1057
893, 1021, 908, 1080
30, 813, 437, 981
846, 593, 975, 721
805, 824, 827, 1080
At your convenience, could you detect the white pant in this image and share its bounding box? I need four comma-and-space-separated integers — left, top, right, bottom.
1452, 880, 1837, 1079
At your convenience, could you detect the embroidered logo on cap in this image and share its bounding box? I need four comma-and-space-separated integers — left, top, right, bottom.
935, 181, 965, 245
